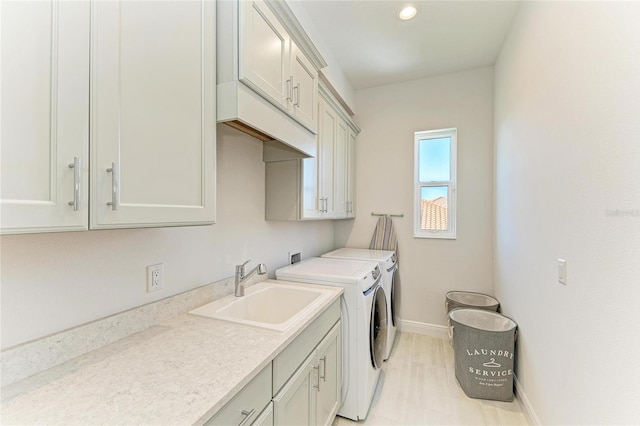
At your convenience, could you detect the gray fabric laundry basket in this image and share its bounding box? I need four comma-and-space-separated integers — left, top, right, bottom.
449, 308, 518, 402
445, 291, 500, 314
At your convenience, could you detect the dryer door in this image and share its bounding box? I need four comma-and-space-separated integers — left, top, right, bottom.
389, 265, 397, 327
369, 284, 388, 369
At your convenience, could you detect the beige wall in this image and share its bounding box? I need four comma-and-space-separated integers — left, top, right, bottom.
0, 125, 336, 349
494, 2, 640, 423
336, 67, 495, 327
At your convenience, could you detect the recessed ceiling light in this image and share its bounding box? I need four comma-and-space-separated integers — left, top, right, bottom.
398, 5, 418, 21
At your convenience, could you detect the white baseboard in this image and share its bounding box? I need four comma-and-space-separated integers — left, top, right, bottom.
514, 374, 541, 425
397, 319, 449, 339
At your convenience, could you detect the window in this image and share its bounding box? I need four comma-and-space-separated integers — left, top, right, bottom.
414, 128, 457, 239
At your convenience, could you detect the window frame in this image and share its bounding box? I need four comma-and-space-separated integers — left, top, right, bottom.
413, 127, 457, 239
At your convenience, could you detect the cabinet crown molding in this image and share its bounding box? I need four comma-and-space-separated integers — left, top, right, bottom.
319, 82, 361, 135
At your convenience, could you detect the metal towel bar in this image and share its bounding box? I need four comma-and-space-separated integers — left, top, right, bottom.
371, 212, 404, 217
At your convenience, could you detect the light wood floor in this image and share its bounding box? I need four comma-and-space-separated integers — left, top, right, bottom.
333, 332, 529, 425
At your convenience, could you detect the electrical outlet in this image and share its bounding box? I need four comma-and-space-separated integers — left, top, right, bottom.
147, 263, 164, 292
288, 250, 301, 264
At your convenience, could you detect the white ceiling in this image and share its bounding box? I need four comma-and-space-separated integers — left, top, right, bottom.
292, 0, 521, 90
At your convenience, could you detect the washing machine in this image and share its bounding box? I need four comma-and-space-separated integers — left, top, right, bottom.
322, 248, 398, 361
275, 257, 387, 421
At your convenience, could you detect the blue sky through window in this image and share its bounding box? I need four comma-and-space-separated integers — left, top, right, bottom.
418, 137, 450, 182
421, 186, 448, 200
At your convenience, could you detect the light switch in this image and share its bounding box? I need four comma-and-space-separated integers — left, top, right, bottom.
558, 258, 567, 285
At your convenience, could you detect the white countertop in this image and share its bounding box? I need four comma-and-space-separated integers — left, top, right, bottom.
0, 280, 343, 425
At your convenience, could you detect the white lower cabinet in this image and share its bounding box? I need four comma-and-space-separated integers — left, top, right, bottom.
315, 323, 342, 426
273, 351, 317, 425
207, 300, 341, 426
252, 402, 274, 426
204, 364, 272, 426
273, 322, 341, 426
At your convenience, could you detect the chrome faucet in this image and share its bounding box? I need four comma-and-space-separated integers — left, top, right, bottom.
235, 260, 267, 297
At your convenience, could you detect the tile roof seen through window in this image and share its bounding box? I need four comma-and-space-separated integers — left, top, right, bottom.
421, 197, 448, 231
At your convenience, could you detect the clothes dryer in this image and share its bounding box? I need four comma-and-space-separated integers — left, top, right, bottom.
322, 248, 398, 361
276, 257, 387, 421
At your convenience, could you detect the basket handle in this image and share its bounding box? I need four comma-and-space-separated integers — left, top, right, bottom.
448, 321, 454, 340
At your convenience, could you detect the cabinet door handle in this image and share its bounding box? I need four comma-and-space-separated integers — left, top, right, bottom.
237, 409, 255, 426
313, 365, 320, 389
286, 76, 293, 101
106, 162, 119, 211
319, 356, 326, 381
293, 82, 300, 107
67, 156, 81, 211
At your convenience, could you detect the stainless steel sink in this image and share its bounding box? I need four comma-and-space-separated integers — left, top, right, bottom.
189, 281, 334, 331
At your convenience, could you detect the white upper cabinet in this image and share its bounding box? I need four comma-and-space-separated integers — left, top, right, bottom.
315, 86, 359, 220
264, 83, 359, 221
317, 97, 337, 217
238, 0, 318, 133
301, 155, 322, 220
290, 42, 318, 131
90, 1, 216, 229
217, 0, 324, 158
346, 129, 357, 218
239, 0, 290, 111
1, 1, 90, 234
1, 0, 216, 235
333, 117, 349, 218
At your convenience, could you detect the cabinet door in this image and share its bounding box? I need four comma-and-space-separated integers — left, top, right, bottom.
346, 129, 357, 218
318, 97, 336, 218
1, 0, 89, 234
290, 42, 318, 133
90, 1, 216, 229
316, 321, 342, 426
239, 0, 290, 112
333, 119, 349, 219
252, 402, 274, 426
300, 157, 322, 220
273, 351, 317, 426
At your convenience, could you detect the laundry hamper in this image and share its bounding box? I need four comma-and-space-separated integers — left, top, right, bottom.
445, 291, 500, 345
445, 291, 500, 314
448, 308, 518, 402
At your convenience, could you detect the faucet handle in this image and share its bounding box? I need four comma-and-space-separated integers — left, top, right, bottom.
236, 259, 251, 275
